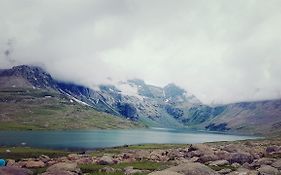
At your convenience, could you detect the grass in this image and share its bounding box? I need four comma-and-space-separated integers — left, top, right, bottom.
80, 160, 168, 174
0, 88, 142, 130
0, 147, 69, 160
91, 144, 187, 157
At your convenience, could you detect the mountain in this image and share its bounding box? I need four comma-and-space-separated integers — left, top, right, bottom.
0, 65, 281, 136
0, 65, 141, 130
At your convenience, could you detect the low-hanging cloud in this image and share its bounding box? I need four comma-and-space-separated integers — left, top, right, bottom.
0, 0, 281, 104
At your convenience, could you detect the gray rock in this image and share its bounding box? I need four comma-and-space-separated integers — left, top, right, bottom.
209, 160, 229, 166
149, 170, 183, 175
97, 155, 114, 165
228, 167, 258, 175
258, 165, 280, 175
167, 162, 219, 175
22, 160, 45, 168
100, 166, 115, 173
217, 168, 232, 174
272, 159, 281, 170
46, 162, 80, 174
41, 171, 77, 175
0, 167, 33, 175
229, 152, 254, 164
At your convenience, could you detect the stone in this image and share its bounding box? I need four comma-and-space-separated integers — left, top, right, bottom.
272, 159, 281, 170
46, 162, 80, 173
0, 167, 33, 175
188, 144, 214, 155
23, 160, 45, 168
97, 156, 115, 165
266, 146, 280, 154
167, 162, 219, 175
124, 166, 143, 175
39, 155, 51, 163
198, 154, 218, 163
100, 166, 115, 173
231, 163, 241, 168
229, 152, 254, 164
215, 151, 231, 160
209, 160, 229, 166
217, 168, 232, 174
149, 170, 183, 175
258, 165, 280, 175
228, 168, 258, 175
67, 154, 80, 161
41, 171, 77, 175
6, 159, 15, 166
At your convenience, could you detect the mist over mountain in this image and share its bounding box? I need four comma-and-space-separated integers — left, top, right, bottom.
1, 65, 281, 135
1, 1, 281, 104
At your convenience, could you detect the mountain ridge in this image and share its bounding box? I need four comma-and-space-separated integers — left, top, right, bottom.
1, 65, 281, 135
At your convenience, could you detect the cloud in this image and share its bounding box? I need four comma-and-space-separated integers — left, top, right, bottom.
0, 0, 281, 104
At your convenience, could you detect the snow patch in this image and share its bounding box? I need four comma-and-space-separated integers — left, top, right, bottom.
115, 82, 144, 100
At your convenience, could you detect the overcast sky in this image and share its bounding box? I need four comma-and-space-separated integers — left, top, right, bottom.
0, 0, 281, 104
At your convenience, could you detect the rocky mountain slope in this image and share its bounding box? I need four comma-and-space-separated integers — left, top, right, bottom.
0, 65, 281, 135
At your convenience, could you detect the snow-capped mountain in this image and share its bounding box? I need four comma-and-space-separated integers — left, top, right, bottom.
1, 65, 281, 135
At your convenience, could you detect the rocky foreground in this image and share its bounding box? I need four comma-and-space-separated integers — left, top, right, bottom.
1, 138, 281, 175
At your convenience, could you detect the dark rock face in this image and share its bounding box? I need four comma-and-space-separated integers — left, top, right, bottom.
205, 123, 230, 131
165, 105, 184, 119
117, 103, 138, 120
57, 82, 92, 98
0, 65, 57, 89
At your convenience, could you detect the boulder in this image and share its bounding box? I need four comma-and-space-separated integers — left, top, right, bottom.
97, 156, 114, 165
0, 167, 33, 175
39, 155, 51, 163
167, 162, 219, 175
258, 165, 280, 175
41, 171, 77, 175
188, 144, 214, 155
229, 152, 254, 164
228, 168, 258, 175
100, 166, 115, 173
215, 151, 231, 160
198, 154, 218, 163
67, 154, 80, 161
6, 159, 15, 167
149, 170, 183, 175
272, 159, 281, 170
209, 160, 229, 166
23, 160, 45, 168
217, 168, 232, 174
46, 162, 80, 174
124, 166, 143, 175
265, 146, 281, 154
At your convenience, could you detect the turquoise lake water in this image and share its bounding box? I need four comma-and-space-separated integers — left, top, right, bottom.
0, 128, 258, 149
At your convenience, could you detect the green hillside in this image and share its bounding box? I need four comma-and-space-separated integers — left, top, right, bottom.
0, 88, 141, 130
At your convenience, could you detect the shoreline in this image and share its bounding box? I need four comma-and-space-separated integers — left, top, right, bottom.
1, 137, 281, 174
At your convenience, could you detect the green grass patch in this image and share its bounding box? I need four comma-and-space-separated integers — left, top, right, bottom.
0, 147, 69, 160
127, 144, 187, 150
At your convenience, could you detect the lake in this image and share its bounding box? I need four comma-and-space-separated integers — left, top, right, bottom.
0, 128, 258, 150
